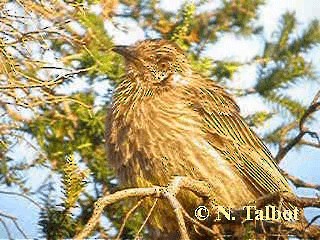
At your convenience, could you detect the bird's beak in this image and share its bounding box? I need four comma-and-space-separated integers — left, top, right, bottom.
112, 45, 136, 60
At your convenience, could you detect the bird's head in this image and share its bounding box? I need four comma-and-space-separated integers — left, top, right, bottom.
113, 39, 191, 86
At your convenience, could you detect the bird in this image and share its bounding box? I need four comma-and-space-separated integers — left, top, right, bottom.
105, 39, 295, 239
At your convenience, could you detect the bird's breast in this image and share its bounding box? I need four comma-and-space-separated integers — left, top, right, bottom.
107, 91, 257, 205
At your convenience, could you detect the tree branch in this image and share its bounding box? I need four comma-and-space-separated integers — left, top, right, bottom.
281, 170, 320, 191
75, 177, 320, 239
74, 187, 162, 239
275, 91, 320, 163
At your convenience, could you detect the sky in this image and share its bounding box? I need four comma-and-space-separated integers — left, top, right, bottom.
0, 0, 319, 238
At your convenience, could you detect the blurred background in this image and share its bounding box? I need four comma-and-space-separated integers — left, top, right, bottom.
0, 0, 319, 238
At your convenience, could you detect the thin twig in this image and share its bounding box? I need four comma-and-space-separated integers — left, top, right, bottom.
181, 207, 217, 237
12, 218, 28, 239
0, 211, 17, 220
0, 218, 13, 240
306, 215, 320, 230
116, 198, 144, 240
0, 67, 92, 90
134, 198, 158, 239
0, 190, 44, 210
0, 211, 28, 238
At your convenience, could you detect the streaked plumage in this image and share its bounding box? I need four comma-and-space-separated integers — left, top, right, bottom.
106, 39, 293, 237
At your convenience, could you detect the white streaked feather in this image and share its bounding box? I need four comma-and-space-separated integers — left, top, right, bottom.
193, 139, 235, 178
172, 73, 189, 86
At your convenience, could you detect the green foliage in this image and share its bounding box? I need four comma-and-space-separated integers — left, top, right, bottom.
0, 136, 30, 189
212, 61, 241, 81
290, 19, 320, 53
246, 111, 273, 127
63, 155, 89, 210
217, 0, 265, 34
255, 11, 319, 118
38, 155, 89, 239
170, 2, 196, 49
189, 56, 240, 82
72, 12, 124, 81
0, 156, 16, 186
39, 206, 77, 239
263, 13, 320, 59
256, 56, 314, 94
243, 223, 256, 240
277, 13, 296, 53
26, 92, 113, 184
190, 56, 213, 77
266, 91, 306, 118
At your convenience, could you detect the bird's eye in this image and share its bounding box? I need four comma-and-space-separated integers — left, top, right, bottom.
160, 62, 167, 69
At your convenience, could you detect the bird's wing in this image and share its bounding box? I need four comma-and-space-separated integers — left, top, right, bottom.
188, 79, 292, 196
